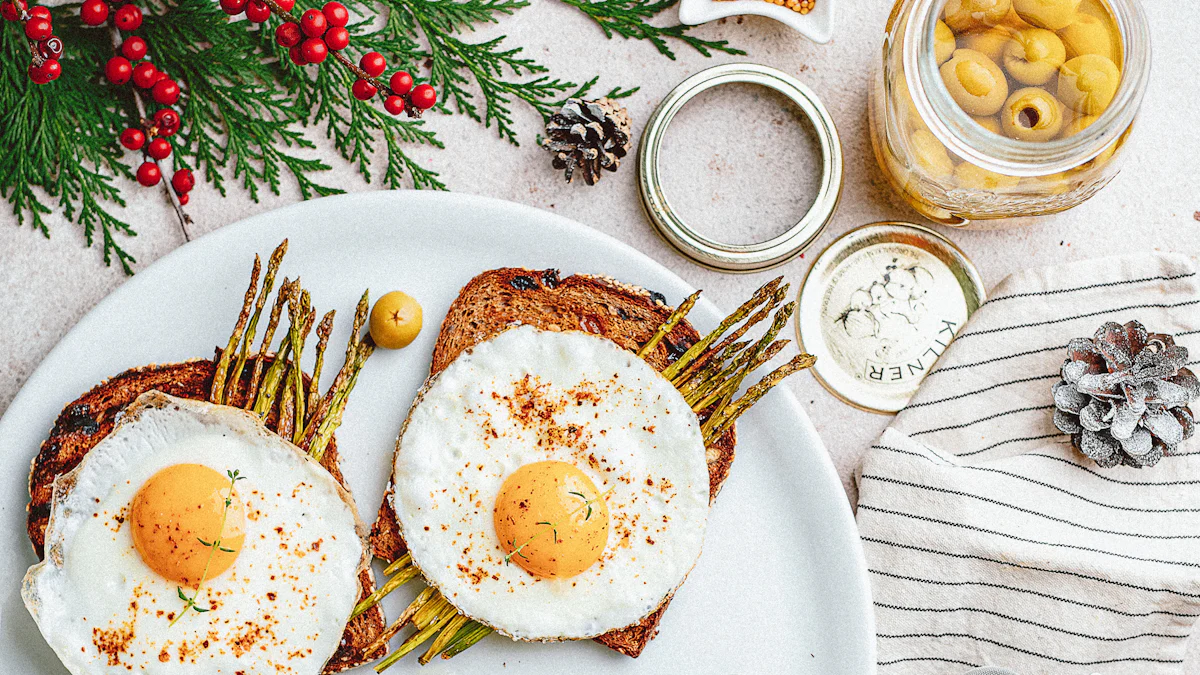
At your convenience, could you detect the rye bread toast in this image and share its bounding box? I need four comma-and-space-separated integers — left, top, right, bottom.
369, 267, 737, 658
26, 356, 386, 673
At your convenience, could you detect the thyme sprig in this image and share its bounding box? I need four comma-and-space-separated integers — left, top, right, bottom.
171, 469, 244, 626
502, 484, 615, 566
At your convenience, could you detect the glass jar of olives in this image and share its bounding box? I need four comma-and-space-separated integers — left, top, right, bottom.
869, 0, 1150, 225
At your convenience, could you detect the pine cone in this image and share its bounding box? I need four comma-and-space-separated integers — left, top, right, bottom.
541, 98, 632, 186
1053, 320, 1198, 468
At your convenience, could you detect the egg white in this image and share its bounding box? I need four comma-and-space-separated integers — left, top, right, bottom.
392, 326, 711, 641
23, 392, 368, 675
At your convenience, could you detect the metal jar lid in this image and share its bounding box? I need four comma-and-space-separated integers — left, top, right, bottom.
796, 222, 986, 413
638, 63, 843, 273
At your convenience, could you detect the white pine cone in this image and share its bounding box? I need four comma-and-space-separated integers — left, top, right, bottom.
540, 98, 632, 186
1053, 320, 1198, 468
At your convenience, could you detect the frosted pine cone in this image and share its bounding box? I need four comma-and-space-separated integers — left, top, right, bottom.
1053, 321, 1198, 468
540, 98, 631, 186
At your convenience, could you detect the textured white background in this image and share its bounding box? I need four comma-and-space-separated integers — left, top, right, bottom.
2, 0, 1198, 668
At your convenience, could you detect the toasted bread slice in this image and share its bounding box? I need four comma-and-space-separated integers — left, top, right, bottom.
370, 267, 737, 658
26, 357, 386, 673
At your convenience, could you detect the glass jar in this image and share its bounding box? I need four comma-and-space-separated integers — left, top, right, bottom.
869, 0, 1150, 226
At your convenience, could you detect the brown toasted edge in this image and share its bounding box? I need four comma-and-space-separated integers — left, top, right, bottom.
370, 268, 737, 658
26, 356, 386, 673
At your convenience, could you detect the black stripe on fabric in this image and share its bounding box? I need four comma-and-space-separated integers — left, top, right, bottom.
872, 445, 1200, 513
859, 474, 1200, 539
868, 569, 1200, 618
925, 343, 1070, 377
857, 504, 1200, 569
908, 405, 1054, 437
861, 536, 1200, 599
957, 432, 1065, 457
1025, 452, 1200, 486
876, 633, 1184, 665
874, 603, 1186, 642
955, 299, 1200, 342
983, 272, 1197, 305
878, 657, 980, 668
902, 372, 1060, 410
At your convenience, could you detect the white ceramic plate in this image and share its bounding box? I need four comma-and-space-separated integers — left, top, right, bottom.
679, 0, 835, 45
0, 192, 874, 674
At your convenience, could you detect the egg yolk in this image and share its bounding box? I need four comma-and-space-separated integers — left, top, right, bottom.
130, 464, 246, 588
493, 461, 609, 579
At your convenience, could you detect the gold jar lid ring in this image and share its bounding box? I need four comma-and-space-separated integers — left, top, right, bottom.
638, 63, 843, 273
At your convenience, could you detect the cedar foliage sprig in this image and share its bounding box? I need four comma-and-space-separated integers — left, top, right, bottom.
560, 0, 746, 60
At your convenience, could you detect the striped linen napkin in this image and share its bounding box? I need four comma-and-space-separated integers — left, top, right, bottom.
855, 252, 1200, 674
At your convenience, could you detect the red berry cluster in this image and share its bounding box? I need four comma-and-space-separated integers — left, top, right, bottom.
256, 0, 436, 117
90, 0, 193, 203
2, 0, 63, 84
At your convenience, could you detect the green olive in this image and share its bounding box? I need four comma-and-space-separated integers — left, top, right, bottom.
971, 114, 1003, 135
1076, 0, 1110, 19
935, 20, 956, 64
910, 129, 956, 177
1025, 171, 1073, 194
1012, 0, 1080, 29
1000, 5, 1034, 28
953, 162, 1020, 189
944, 0, 1011, 32
370, 290, 423, 349
1003, 28, 1066, 85
1063, 113, 1099, 136
1000, 87, 1065, 141
1058, 12, 1116, 61
940, 49, 1009, 116
961, 26, 1014, 62
1062, 115, 1119, 166
1057, 54, 1120, 114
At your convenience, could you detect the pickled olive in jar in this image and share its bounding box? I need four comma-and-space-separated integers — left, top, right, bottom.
971, 114, 1003, 134
961, 26, 1014, 62
1064, 116, 1118, 166
940, 49, 1009, 115
1000, 87, 1064, 141
1059, 12, 1115, 61
911, 129, 956, 176
935, 21, 957, 64
1012, 0, 1081, 29
999, 5, 1034, 28
1003, 28, 1066, 85
1025, 171, 1073, 194
953, 162, 1020, 189
943, 0, 1011, 32
1058, 54, 1120, 114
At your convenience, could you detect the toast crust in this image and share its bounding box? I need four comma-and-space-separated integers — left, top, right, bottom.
26, 357, 386, 673
371, 268, 737, 658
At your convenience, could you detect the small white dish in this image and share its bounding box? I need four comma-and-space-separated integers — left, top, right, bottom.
679, 0, 835, 44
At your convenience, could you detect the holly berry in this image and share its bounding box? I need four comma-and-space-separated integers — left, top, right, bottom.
120, 35, 147, 60
132, 61, 158, 88
300, 8, 326, 37
323, 26, 348, 51
153, 108, 180, 136
136, 161, 161, 187
178, 193, 190, 205
0, 0, 25, 21
79, 0, 108, 24
359, 51, 385, 78
28, 62, 52, 84
113, 3, 141, 29
351, 78, 376, 101
27, 4, 48, 19
383, 95, 404, 116
411, 83, 436, 110
25, 17, 52, 40
288, 45, 306, 66
275, 0, 293, 10
147, 137, 172, 160
321, 1, 347, 26
37, 35, 63, 60
389, 70, 413, 96
244, 0, 269, 22
154, 68, 170, 83
119, 127, 145, 150
39, 57, 61, 81
152, 78, 179, 105
300, 37, 326, 63
275, 21, 301, 47
105, 55, 132, 84
171, 168, 195, 194
219, 0, 245, 15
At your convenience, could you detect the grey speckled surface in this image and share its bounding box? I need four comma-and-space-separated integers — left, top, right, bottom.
2, 0, 1199, 668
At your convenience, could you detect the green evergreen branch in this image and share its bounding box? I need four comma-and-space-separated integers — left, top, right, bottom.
560, 0, 745, 59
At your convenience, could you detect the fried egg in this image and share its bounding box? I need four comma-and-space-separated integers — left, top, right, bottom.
392, 326, 711, 641
23, 392, 368, 674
